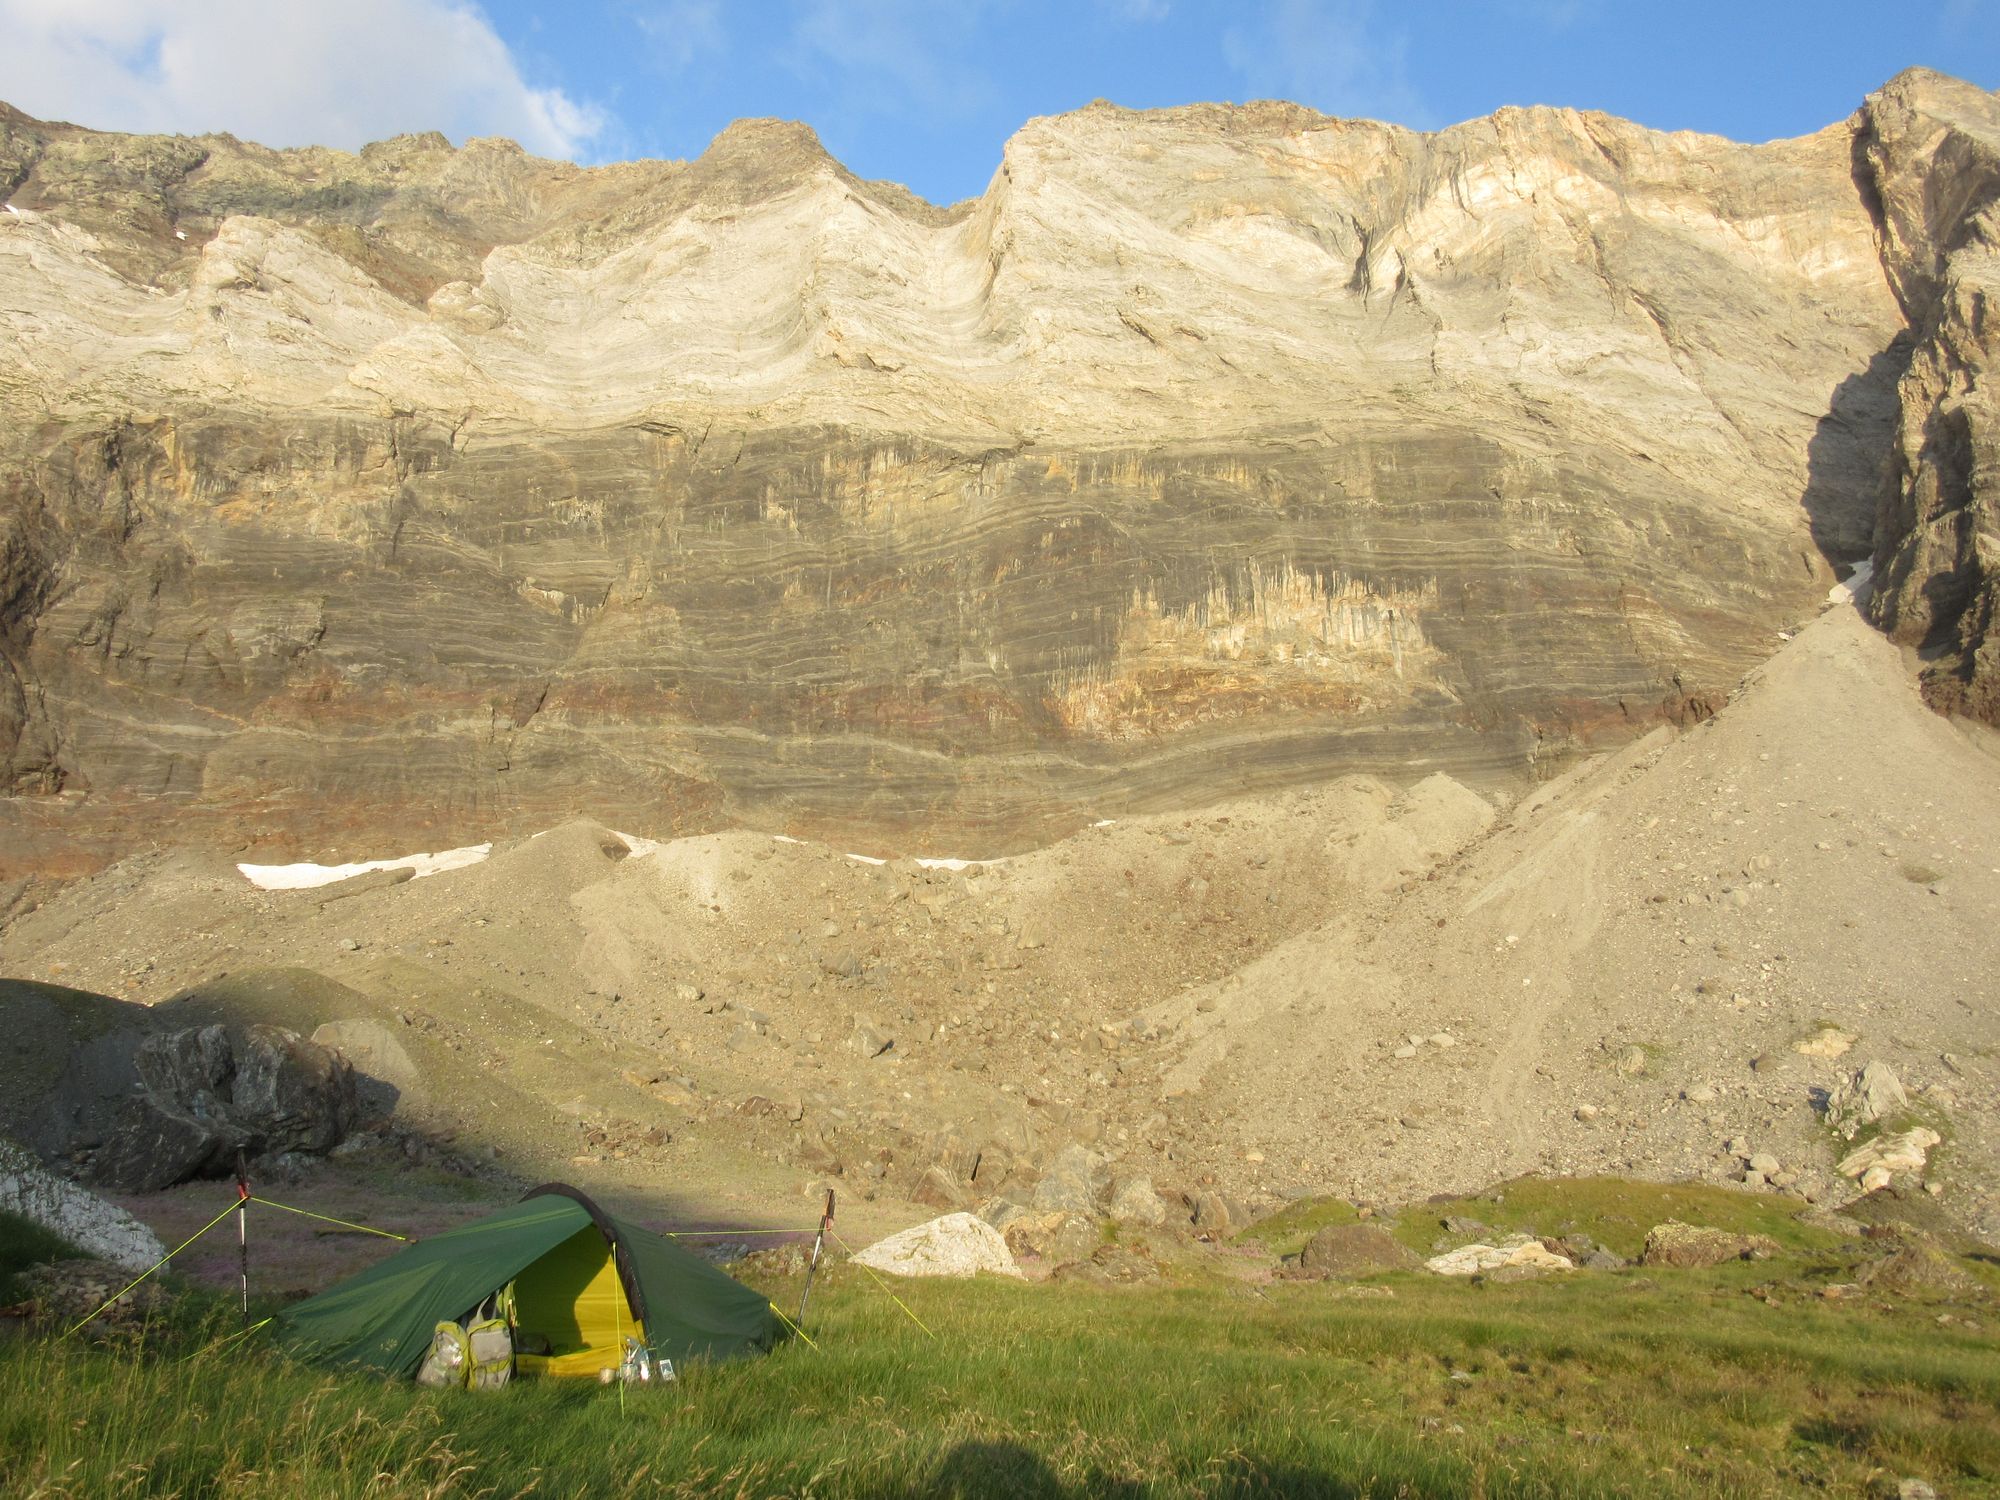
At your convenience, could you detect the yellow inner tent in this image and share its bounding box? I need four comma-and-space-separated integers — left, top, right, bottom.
510, 1225, 645, 1377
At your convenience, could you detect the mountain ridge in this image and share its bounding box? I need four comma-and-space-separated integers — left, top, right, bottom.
0, 70, 1993, 872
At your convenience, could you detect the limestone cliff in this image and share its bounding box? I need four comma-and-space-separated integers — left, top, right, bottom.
0, 76, 1986, 868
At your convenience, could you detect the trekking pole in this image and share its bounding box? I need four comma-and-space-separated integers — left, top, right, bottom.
235, 1152, 250, 1330
796, 1189, 835, 1329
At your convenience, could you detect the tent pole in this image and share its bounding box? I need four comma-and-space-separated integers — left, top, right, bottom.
235, 1152, 250, 1330
796, 1188, 835, 1330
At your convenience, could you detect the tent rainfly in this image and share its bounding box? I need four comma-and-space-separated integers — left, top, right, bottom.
273, 1184, 785, 1378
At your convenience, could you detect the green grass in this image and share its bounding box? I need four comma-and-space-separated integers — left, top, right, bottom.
0, 1209, 88, 1304
1234, 1196, 1362, 1259
2, 1250, 1996, 1498
1380, 1177, 1847, 1261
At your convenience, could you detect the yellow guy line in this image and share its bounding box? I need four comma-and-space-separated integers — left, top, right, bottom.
184, 1315, 273, 1364
767, 1300, 820, 1350
829, 1229, 937, 1340
65, 1198, 240, 1338
249, 1196, 409, 1241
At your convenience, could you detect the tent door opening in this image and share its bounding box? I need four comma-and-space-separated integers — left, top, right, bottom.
510, 1224, 643, 1378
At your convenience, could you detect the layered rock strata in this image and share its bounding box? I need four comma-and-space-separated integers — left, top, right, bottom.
0, 75, 1988, 865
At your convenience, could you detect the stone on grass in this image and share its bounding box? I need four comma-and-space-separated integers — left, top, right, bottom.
850, 1212, 1022, 1279
1298, 1223, 1419, 1278
1639, 1221, 1781, 1268
1425, 1236, 1574, 1276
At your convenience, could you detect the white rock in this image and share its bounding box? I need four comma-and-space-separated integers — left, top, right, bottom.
850, 1211, 1023, 1279
1424, 1234, 1574, 1276
1837, 1126, 1942, 1183
0, 1137, 167, 1273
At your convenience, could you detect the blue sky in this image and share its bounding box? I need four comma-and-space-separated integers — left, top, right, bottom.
2, 1, 1996, 205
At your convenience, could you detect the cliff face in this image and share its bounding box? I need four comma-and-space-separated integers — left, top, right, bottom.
1861, 72, 2000, 722
0, 77, 1983, 866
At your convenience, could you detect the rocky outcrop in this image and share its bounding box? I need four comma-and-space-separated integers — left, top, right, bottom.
0, 1134, 166, 1272
1858, 71, 2000, 722
83, 1025, 359, 1191
1, 76, 1997, 864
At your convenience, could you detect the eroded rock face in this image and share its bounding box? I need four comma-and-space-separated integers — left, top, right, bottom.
1860, 70, 2000, 722
0, 77, 1990, 864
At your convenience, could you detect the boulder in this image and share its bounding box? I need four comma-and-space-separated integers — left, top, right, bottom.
1640, 1221, 1781, 1268
1825, 1061, 1909, 1140
1106, 1175, 1167, 1228
1837, 1127, 1942, 1187
310, 1019, 421, 1117
1031, 1144, 1109, 1214
995, 1209, 1101, 1266
850, 1212, 1022, 1279
910, 1164, 968, 1211
0, 1135, 166, 1272
88, 1025, 359, 1192
1190, 1191, 1234, 1235
1425, 1236, 1574, 1276
1298, 1223, 1420, 1278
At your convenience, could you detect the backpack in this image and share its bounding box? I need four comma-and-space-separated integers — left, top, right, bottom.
415, 1285, 514, 1390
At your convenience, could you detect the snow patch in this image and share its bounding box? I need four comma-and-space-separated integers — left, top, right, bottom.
1829, 558, 1874, 606
237, 843, 491, 890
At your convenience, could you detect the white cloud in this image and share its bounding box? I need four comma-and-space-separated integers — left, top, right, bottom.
1223, 0, 1429, 128
633, 0, 729, 75
0, 0, 606, 157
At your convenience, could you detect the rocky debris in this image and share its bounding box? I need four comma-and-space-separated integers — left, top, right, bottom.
1837, 1127, 1943, 1193
1794, 1027, 1856, 1060
1295, 1224, 1419, 1279
994, 1210, 1101, 1268
1857, 1231, 1978, 1296
848, 1019, 894, 1061
0, 1135, 165, 1272
850, 1212, 1022, 1279
1106, 1175, 1167, 1228
1424, 1236, 1574, 1277
1050, 1241, 1163, 1285
1031, 1144, 1109, 1215
910, 1165, 969, 1211
88, 1025, 359, 1192
1639, 1221, 1781, 1269
1825, 1061, 1911, 1140
10, 1259, 172, 1326
313, 866, 417, 905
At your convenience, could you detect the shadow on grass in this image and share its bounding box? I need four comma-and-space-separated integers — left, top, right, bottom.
876, 1439, 1376, 1500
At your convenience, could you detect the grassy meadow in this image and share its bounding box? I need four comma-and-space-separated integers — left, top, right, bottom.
3, 1228, 1997, 1499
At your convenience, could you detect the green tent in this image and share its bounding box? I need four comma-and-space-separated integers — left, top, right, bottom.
273, 1184, 785, 1378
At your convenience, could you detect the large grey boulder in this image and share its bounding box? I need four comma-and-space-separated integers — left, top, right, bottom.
87, 1025, 359, 1192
